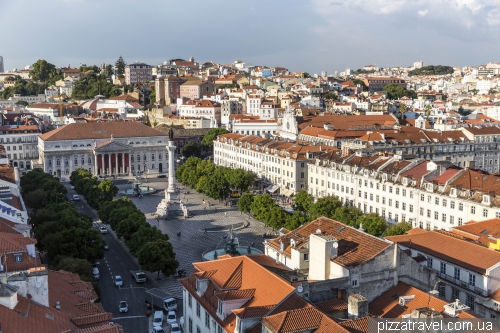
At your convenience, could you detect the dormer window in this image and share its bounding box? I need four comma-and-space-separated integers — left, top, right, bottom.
402, 177, 408, 186
426, 183, 433, 192
450, 188, 457, 197
14, 253, 23, 263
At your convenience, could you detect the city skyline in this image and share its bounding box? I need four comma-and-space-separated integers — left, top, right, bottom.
1, 0, 500, 74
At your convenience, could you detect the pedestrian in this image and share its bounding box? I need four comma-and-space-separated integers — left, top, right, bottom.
225, 212, 227, 217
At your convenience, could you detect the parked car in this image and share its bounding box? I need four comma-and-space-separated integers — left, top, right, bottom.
166, 311, 176, 325
93, 267, 99, 280
72, 194, 80, 201
103, 243, 108, 250
114, 275, 123, 287
153, 311, 164, 328
99, 226, 108, 234
170, 323, 180, 333
119, 301, 128, 313
157, 174, 167, 178
152, 328, 165, 333
179, 316, 184, 330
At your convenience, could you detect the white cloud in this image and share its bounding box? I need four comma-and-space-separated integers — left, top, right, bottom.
417, 9, 429, 16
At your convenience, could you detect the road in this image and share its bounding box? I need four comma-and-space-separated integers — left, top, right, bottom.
62, 181, 182, 333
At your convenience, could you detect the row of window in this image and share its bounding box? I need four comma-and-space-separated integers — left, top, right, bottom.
187, 294, 223, 333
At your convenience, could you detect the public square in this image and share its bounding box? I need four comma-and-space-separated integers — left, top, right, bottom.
114, 177, 277, 299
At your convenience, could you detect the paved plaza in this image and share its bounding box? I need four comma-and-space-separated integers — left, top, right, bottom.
114, 179, 277, 299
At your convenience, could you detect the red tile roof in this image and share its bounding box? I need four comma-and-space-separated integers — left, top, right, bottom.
386, 229, 500, 274
40, 121, 167, 141
369, 282, 478, 318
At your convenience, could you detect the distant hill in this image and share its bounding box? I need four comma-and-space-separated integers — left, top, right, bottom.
408, 65, 454, 76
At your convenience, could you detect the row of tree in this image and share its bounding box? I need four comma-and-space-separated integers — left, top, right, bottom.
408, 65, 454, 76
237, 190, 411, 237
21, 169, 104, 295
383, 83, 417, 100
98, 198, 178, 278
69, 168, 119, 209
176, 157, 256, 200
72, 71, 122, 99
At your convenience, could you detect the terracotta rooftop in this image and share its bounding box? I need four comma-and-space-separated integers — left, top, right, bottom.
452, 218, 500, 246
386, 229, 500, 274
339, 317, 370, 333
267, 217, 393, 268
369, 282, 478, 318
40, 121, 167, 141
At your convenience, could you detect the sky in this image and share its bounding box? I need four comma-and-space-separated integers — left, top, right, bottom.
1, 0, 500, 75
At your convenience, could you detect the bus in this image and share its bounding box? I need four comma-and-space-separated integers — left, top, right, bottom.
229, 188, 240, 198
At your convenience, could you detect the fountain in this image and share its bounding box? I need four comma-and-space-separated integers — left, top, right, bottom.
118, 175, 156, 196
201, 226, 262, 261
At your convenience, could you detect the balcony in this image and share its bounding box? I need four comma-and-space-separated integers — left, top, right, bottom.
435, 271, 490, 297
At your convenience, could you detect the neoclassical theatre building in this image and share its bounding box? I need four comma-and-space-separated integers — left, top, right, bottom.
37, 121, 170, 177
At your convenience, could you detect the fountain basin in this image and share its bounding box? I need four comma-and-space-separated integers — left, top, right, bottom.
119, 187, 156, 196
202, 247, 262, 261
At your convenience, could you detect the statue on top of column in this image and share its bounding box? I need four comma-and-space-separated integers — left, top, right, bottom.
168, 128, 174, 141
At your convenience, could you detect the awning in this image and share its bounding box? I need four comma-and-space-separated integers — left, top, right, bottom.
281, 189, 294, 197
266, 185, 280, 193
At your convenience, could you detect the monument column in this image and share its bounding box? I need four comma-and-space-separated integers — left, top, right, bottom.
115, 153, 119, 175
94, 153, 98, 175
122, 153, 125, 174
128, 150, 132, 176
108, 154, 111, 175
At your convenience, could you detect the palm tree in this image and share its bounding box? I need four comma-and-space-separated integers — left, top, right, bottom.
424, 104, 432, 121
399, 104, 408, 119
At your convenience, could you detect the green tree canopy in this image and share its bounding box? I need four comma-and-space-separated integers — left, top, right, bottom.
137, 239, 179, 279
250, 194, 277, 221
285, 211, 308, 230
201, 128, 229, 147
30, 59, 62, 85
127, 225, 168, 256
180, 141, 202, 158
266, 206, 288, 230
97, 179, 119, 201
115, 56, 126, 75
359, 213, 387, 237
292, 190, 313, 213
383, 84, 417, 100
352, 79, 368, 90
408, 65, 454, 76
384, 222, 412, 236
237, 193, 254, 213
54, 256, 94, 281
309, 196, 342, 220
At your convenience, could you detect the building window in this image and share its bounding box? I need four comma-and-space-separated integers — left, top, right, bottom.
442, 199, 447, 207
458, 218, 463, 226
469, 273, 476, 286
440, 262, 446, 274
81, 158, 85, 165
442, 214, 446, 222
452, 288, 460, 301
450, 216, 454, 225
409, 204, 413, 213
196, 302, 200, 317
438, 283, 445, 297
188, 294, 192, 308
420, 194, 425, 201
205, 311, 210, 327
304, 253, 309, 261
471, 206, 476, 214
74, 158, 78, 165
434, 212, 439, 220
459, 203, 463, 211
189, 317, 193, 333
452, 267, 460, 282
466, 294, 475, 311
450, 201, 455, 209
197, 327, 201, 333
14, 253, 23, 263
483, 209, 488, 217
427, 257, 433, 269
420, 208, 424, 216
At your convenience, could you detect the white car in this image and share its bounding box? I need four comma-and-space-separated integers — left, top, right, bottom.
170, 323, 180, 332
153, 310, 163, 328
166, 311, 176, 325
179, 316, 184, 330
152, 328, 165, 333
99, 226, 108, 234
72, 194, 80, 201
114, 275, 123, 287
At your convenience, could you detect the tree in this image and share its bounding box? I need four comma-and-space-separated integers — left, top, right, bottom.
352, 79, 368, 90
332, 206, 363, 226
97, 179, 119, 202
30, 59, 62, 85
237, 193, 254, 213
201, 128, 229, 147
359, 214, 387, 237
399, 103, 409, 119
424, 104, 432, 121
15, 100, 29, 106
408, 65, 454, 76
54, 256, 94, 281
204, 167, 230, 200
309, 196, 342, 220
180, 141, 202, 158
137, 239, 179, 279
292, 190, 313, 213
383, 84, 417, 100
127, 224, 167, 255
384, 222, 412, 236
323, 92, 338, 100
302, 72, 311, 78
115, 56, 126, 75
23, 188, 47, 211
250, 194, 277, 221
265, 206, 288, 230
116, 215, 145, 241
285, 212, 307, 230
470, 88, 479, 96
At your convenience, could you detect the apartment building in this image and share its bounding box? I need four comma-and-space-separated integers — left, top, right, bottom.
177, 99, 221, 124
363, 77, 405, 92
388, 229, 500, 319
125, 62, 152, 85
214, 133, 335, 196
308, 151, 500, 231
179, 80, 216, 100
0, 124, 40, 170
